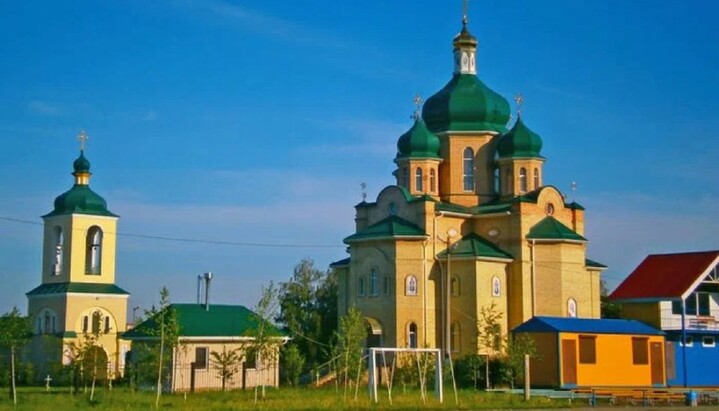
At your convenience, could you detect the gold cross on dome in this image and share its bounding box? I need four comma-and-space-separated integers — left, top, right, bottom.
77, 130, 89, 151
412, 94, 423, 120
462, 0, 470, 24
514, 93, 525, 116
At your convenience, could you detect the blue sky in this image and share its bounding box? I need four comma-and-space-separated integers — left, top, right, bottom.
1, 0, 718, 315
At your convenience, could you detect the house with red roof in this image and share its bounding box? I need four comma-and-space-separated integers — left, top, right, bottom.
610, 250, 719, 387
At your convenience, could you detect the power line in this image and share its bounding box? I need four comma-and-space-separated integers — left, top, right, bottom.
0, 215, 344, 249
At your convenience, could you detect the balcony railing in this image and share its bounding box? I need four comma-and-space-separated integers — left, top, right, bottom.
660, 308, 719, 332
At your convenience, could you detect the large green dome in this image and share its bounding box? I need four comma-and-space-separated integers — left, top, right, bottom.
496, 116, 543, 158
422, 74, 510, 134
396, 118, 441, 160
43, 151, 116, 217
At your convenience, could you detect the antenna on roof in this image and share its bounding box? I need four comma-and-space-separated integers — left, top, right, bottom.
571, 181, 577, 203
204, 272, 213, 311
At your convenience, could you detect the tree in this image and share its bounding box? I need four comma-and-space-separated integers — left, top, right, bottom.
0, 307, 30, 406
247, 282, 281, 403
504, 333, 537, 389
144, 287, 179, 408
279, 344, 304, 386
600, 280, 621, 319
331, 306, 366, 399
276, 259, 337, 372
476, 302, 504, 388
210, 345, 242, 391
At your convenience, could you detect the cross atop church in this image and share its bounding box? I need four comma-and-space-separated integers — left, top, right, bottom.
412, 94, 423, 120
514, 93, 525, 116
77, 130, 89, 151
462, 0, 470, 24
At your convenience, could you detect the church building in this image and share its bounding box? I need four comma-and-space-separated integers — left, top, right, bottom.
333, 15, 605, 357
26, 135, 130, 379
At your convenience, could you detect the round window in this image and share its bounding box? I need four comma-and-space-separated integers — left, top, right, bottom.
546, 203, 555, 215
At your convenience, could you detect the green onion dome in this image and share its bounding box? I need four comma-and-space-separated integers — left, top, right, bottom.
44, 151, 116, 217
496, 116, 543, 159
73, 150, 91, 173
396, 117, 441, 160
422, 75, 510, 134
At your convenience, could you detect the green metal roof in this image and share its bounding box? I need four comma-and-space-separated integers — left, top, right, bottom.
526, 216, 587, 242
344, 215, 426, 243
396, 118, 441, 160
496, 116, 544, 159
422, 74, 510, 134
438, 233, 513, 260
124, 304, 285, 339
329, 257, 350, 268
567, 201, 585, 211
26, 282, 129, 296
586, 258, 607, 269
73, 151, 91, 173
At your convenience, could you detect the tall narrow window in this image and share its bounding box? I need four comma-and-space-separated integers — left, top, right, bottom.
519, 167, 527, 193
504, 169, 511, 194
415, 168, 423, 192
104, 316, 111, 333
53, 226, 63, 276
402, 167, 409, 188
86, 226, 103, 275
533, 168, 540, 189
194, 347, 209, 369
492, 276, 501, 297
429, 169, 436, 192
451, 276, 460, 296
91, 311, 102, 334
462, 148, 474, 191
408, 322, 418, 348
358, 277, 365, 297
44, 311, 51, 335
82, 316, 89, 333
370, 269, 379, 296
383, 276, 389, 295
406, 275, 418, 296
567, 298, 578, 317
451, 322, 461, 352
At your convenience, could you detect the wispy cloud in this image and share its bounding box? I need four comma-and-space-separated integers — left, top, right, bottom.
299, 117, 404, 158
28, 101, 61, 116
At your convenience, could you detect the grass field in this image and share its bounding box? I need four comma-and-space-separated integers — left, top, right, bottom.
0, 386, 576, 410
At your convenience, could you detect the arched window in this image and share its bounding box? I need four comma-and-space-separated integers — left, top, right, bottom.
402, 167, 409, 188
533, 168, 540, 189
451, 276, 460, 296
492, 276, 501, 297
52, 226, 63, 276
504, 169, 511, 194
519, 167, 527, 193
415, 168, 423, 192
406, 275, 418, 296
370, 269, 379, 296
429, 169, 436, 192
358, 277, 365, 297
567, 298, 578, 318
408, 322, 418, 348
383, 276, 389, 295
104, 316, 111, 333
82, 315, 89, 333
451, 322, 461, 352
462, 148, 474, 191
85, 226, 103, 275
44, 311, 51, 335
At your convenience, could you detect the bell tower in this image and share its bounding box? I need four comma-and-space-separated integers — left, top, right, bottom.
27, 131, 130, 379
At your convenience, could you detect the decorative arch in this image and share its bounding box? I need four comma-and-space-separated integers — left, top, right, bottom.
567, 298, 578, 318
492, 276, 501, 297
36, 308, 58, 334
405, 275, 418, 296
78, 307, 116, 335
85, 226, 103, 275
463, 148, 474, 191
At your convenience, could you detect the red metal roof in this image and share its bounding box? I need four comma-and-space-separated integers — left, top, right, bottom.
610, 250, 719, 301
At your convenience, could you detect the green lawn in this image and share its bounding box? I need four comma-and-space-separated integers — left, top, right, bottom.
0, 386, 577, 410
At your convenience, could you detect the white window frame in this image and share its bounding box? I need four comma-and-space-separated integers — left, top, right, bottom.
492, 276, 501, 297
462, 148, 474, 191
703, 336, 715, 347
406, 275, 418, 296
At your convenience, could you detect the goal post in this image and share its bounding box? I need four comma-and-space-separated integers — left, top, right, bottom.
367, 347, 443, 403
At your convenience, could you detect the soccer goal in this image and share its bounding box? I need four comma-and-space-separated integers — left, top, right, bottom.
367, 347, 443, 404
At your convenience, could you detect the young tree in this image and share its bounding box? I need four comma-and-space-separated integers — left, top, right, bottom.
144, 287, 179, 408
505, 333, 537, 389
247, 282, 281, 403
332, 306, 366, 398
280, 343, 305, 386
476, 302, 504, 388
0, 307, 31, 406
600, 279, 621, 318
210, 345, 241, 391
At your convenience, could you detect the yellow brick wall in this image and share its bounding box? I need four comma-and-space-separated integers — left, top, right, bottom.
438, 133, 497, 206
620, 303, 661, 329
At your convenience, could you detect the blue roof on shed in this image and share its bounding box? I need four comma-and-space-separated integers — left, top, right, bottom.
513, 316, 663, 336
